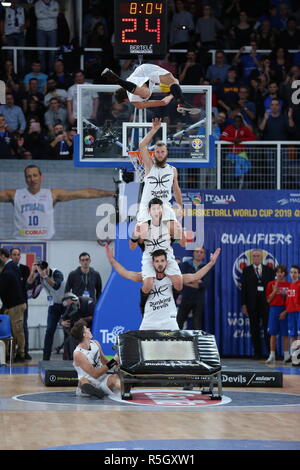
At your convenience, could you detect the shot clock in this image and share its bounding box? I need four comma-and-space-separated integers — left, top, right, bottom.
114, 0, 168, 58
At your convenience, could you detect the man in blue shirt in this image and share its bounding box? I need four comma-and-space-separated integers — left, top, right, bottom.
0, 93, 26, 133
177, 246, 209, 330
233, 42, 261, 81
206, 50, 231, 86
264, 82, 284, 113
23, 61, 48, 94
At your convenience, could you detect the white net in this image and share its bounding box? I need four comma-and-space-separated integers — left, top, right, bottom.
128, 150, 155, 183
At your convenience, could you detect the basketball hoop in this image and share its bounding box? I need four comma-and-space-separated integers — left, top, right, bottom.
128, 150, 155, 183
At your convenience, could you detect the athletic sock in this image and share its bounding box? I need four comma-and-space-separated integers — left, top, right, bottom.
170, 83, 184, 101
267, 352, 275, 360
139, 289, 149, 317
116, 77, 137, 94
284, 351, 290, 361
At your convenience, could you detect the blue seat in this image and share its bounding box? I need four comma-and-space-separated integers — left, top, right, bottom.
0, 314, 13, 371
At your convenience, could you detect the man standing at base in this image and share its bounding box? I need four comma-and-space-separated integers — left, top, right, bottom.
0, 164, 115, 240
105, 245, 220, 330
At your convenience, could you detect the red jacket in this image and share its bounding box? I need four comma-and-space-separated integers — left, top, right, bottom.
221, 124, 256, 153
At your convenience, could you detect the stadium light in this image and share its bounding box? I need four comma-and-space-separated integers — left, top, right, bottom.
1, 2, 12, 6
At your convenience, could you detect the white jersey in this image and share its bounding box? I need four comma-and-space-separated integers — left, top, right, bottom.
126, 64, 168, 103
73, 340, 112, 395
13, 188, 55, 239
140, 277, 179, 330
140, 163, 174, 207
143, 221, 174, 259
4, 7, 25, 35
141, 221, 181, 279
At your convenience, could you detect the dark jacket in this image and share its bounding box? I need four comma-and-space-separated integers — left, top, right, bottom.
0, 270, 26, 309
62, 296, 95, 329
2, 260, 26, 304
65, 267, 102, 301
179, 260, 209, 302
18, 263, 30, 300
241, 264, 275, 311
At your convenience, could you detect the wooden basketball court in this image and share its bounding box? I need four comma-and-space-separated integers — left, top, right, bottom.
1, 352, 299, 451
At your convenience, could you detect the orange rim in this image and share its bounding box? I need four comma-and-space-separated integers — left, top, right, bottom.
128, 150, 155, 163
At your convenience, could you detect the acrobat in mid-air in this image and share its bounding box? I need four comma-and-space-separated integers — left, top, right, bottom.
101, 64, 200, 114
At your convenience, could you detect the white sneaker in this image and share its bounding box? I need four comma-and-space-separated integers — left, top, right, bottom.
75, 387, 89, 397
283, 355, 292, 363
265, 355, 276, 364
176, 103, 201, 115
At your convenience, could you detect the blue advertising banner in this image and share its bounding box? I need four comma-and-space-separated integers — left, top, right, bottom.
92, 190, 300, 356
174, 190, 300, 356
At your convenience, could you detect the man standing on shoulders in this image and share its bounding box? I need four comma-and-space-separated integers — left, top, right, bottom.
137, 118, 183, 240
65, 252, 102, 302
241, 249, 275, 359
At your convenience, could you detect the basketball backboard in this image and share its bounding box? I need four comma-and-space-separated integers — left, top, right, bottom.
74, 84, 214, 169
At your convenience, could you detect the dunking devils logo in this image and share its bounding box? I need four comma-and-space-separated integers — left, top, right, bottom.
149, 284, 169, 299
147, 174, 172, 189
145, 234, 168, 250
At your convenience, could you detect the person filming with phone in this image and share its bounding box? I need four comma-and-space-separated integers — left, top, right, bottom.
49, 121, 73, 159
24, 117, 50, 159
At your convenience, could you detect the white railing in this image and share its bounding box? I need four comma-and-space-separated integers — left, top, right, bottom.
3, 46, 298, 73
2, 46, 103, 73
215, 141, 300, 190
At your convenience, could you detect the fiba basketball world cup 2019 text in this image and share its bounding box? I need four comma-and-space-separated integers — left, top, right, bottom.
95, 200, 204, 249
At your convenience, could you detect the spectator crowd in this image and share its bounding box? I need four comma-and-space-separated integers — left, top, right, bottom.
0, 0, 299, 159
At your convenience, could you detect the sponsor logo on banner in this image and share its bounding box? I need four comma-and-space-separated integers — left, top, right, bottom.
183, 193, 236, 205
205, 194, 236, 205
186, 193, 202, 205
84, 135, 95, 145
130, 45, 153, 54
232, 249, 278, 289
99, 325, 125, 344
221, 373, 278, 386
278, 193, 300, 205
191, 138, 203, 150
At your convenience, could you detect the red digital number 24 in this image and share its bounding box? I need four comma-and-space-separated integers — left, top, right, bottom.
122, 18, 161, 43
